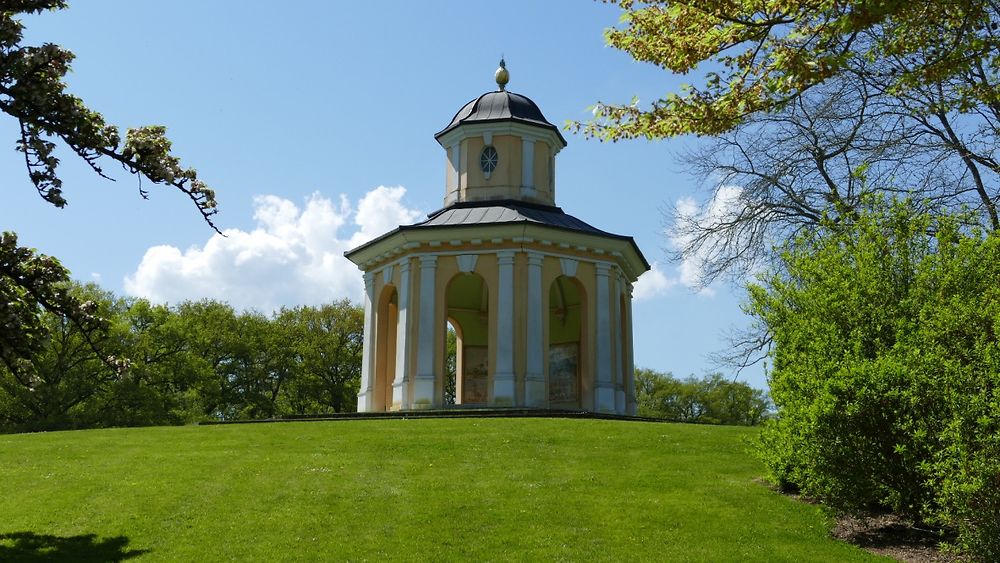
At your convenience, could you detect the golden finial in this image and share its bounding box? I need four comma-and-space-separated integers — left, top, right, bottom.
495, 58, 509, 91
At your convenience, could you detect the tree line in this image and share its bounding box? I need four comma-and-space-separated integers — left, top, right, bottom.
633, 368, 770, 426
0, 283, 363, 433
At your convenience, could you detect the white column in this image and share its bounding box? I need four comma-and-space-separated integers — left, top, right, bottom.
392, 259, 412, 410
613, 271, 625, 414
520, 138, 535, 199
493, 250, 516, 406
594, 262, 615, 412
624, 283, 637, 416
357, 271, 376, 412
447, 144, 460, 204
525, 252, 545, 407
412, 255, 438, 409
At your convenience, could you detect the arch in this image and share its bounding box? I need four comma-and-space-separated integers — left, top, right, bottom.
373, 285, 399, 411
445, 272, 490, 405
548, 275, 585, 408
443, 319, 459, 405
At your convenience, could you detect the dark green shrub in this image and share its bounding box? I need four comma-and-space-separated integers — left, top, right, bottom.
749, 200, 1000, 559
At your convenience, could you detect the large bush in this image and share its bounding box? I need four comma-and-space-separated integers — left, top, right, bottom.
749, 201, 1000, 559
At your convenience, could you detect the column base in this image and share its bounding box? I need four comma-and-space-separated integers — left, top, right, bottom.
411, 376, 436, 409
391, 380, 409, 411
595, 386, 616, 413
357, 390, 372, 413
524, 376, 546, 408
492, 375, 516, 407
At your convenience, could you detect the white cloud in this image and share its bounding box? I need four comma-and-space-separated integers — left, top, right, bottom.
124, 186, 422, 312
632, 262, 676, 301
665, 185, 746, 296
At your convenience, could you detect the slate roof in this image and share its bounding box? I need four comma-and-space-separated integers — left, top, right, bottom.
416, 200, 608, 234
346, 199, 649, 272
435, 91, 567, 146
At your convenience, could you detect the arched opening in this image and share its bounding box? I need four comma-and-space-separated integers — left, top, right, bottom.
445, 273, 489, 405
374, 286, 399, 411
444, 320, 458, 406
548, 276, 584, 408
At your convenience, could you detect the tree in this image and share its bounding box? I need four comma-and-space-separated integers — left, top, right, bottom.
1, 1, 219, 384
671, 74, 1000, 287
749, 199, 1000, 559
0, 282, 123, 431
278, 301, 364, 415
586, 2, 1000, 286
583, 1, 1000, 140
589, 2, 1000, 382
633, 367, 769, 425
444, 326, 456, 405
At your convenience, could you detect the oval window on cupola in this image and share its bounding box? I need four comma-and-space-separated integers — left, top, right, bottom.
480, 146, 498, 178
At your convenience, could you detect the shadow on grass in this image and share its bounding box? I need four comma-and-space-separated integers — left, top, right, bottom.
0, 531, 149, 562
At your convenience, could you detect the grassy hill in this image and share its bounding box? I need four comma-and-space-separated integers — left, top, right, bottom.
0, 418, 884, 562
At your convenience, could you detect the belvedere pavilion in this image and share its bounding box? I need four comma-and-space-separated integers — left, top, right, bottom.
346, 61, 649, 414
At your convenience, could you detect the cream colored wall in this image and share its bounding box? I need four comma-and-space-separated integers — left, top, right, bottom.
435, 257, 461, 405
478, 254, 501, 404
512, 251, 528, 406
373, 286, 397, 411
361, 238, 636, 412
371, 263, 405, 410
461, 135, 520, 202
444, 157, 457, 202
433, 252, 501, 407
442, 135, 559, 207
540, 256, 597, 409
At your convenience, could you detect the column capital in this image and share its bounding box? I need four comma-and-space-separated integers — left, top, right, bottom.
496, 250, 516, 264
527, 251, 544, 266
560, 257, 578, 278
397, 257, 411, 273
419, 255, 438, 268
457, 254, 478, 273
595, 261, 614, 276
363, 271, 375, 288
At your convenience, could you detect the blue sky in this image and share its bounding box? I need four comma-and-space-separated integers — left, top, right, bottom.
0, 1, 766, 389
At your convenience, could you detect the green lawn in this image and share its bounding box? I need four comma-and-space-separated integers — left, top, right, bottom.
0, 418, 885, 562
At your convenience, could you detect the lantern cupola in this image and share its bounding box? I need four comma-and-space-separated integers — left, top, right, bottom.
434, 60, 567, 207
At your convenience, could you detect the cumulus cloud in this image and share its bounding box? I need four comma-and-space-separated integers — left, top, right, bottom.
665, 185, 746, 296
124, 186, 422, 312
632, 262, 676, 301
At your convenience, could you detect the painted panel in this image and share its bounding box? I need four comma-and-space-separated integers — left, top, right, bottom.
463, 345, 489, 404
548, 342, 579, 404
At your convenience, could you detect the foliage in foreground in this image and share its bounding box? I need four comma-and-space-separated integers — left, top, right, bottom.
749, 201, 1000, 560
1, 3, 220, 402
588, 2, 1000, 315
634, 368, 769, 425
0, 283, 363, 433
0, 419, 879, 561
585, 1, 1000, 140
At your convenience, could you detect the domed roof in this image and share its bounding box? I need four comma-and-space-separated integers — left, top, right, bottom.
435, 90, 567, 146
